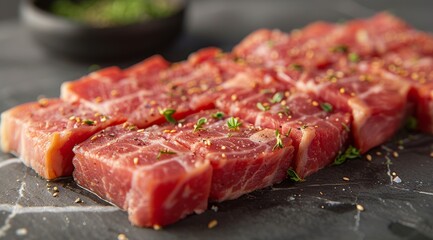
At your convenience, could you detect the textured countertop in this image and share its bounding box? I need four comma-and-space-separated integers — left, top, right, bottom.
1, 1, 433, 239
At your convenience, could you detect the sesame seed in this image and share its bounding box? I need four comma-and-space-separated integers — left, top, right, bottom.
231, 94, 237, 101
339, 88, 345, 94
366, 154, 372, 161
53, 186, 59, 192
52, 192, 59, 197
137, 129, 145, 133
170, 130, 177, 133
110, 90, 119, 96
74, 198, 82, 203
376, 151, 382, 156
94, 96, 103, 103
356, 204, 365, 211
133, 157, 139, 165
221, 146, 226, 150
90, 135, 99, 141
117, 233, 128, 240
16, 228, 28, 236
153, 225, 162, 231
342, 177, 350, 181
430, 152, 433, 158
208, 219, 218, 229
311, 101, 319, 107
221, 153, 226, 158
38, 98, 49, 107
392, 151, 399, 158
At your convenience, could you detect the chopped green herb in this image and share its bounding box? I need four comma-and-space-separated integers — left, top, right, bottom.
290, 63, 304, 72
156, 149, 176, 159
267, 40, 275, 48
320, 102, 333, 113
273, 130, 284, 151
211, 112, 225, 120
348, 52, 360, 62
51, 0, 176, 27
300, 125, 308, 130
83, 119, 96, 126
342, 123, 350, 132
334, 145, 361, 165
227, 117, 242, 131
287, 168, 304, 182
88, 64, 101, 72
260, 89, 272, 95
257, 102, 270, 112
193, 117, 207, 132
405, 116, 418, 130
285, 128, 292, 137
331, 45, 349, 53
278, 106, 291, 116
159, 108, 176, 124
270, 92, 284, 104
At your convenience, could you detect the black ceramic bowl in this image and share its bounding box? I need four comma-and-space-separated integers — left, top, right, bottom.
20, 0, 186, 61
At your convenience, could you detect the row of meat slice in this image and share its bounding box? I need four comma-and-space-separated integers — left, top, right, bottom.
233, 12, 433, 152
73, 110, 294, 226
0, 49, 352, 227
1, 12, 432, 227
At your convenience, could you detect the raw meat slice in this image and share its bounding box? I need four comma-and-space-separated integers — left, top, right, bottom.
73, 124, 212, 227
367, 52, 433, 132
158, 110, 294, 201
61, 55, 169, 109
62, 48, 274, 128
73, 110, 293, 225
233, 13, 433, 71
0, 98, 123, 179
276, 65, 410, 153
216, 89, 350, 178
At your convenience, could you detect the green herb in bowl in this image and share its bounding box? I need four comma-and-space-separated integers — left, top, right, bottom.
51, 0, 176, 27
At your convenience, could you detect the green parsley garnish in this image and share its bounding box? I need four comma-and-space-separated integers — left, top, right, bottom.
287, 168, 304, 182
159, 108, 176, 124
156, 149, 176, 159
83, 119, 96, 126
260, 89, 272, 95
348, 52, 360, 62
273, 130, 284, 151
290, 63, 304, 72
405, 116, 418, 130
227, 117, 242, 131
334, 145, 361, 165
342, 123, 350, 132
267, 40, 275, 48
193, 117, 207, 132
211, 112, 225, 120
300, 125, 309, 130
257, 102, 270, 112
270, 92, 284, 104
278, 106, 291, 116
320, 102, 333, 113
331, 44, 349, 53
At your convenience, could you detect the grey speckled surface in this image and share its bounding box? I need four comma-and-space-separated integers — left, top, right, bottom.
1, 0, 433, 239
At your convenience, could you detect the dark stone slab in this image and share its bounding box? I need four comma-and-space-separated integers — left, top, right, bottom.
1, 0, 432, 239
